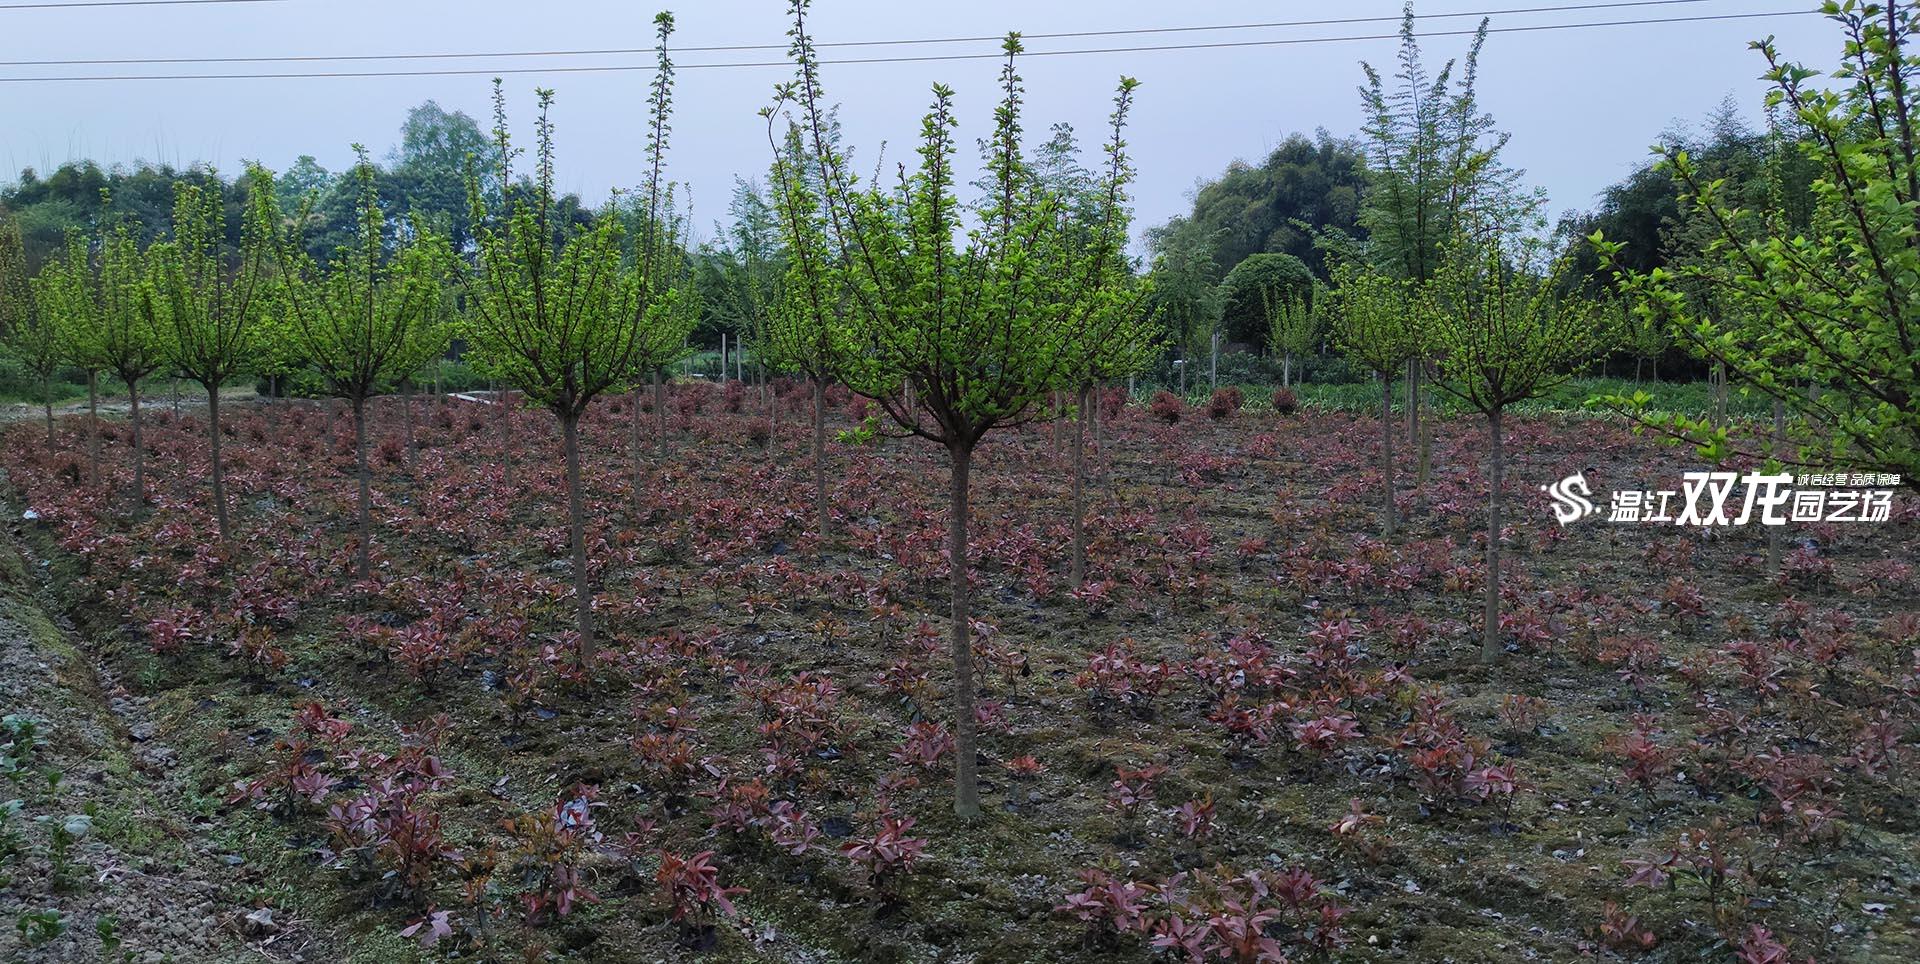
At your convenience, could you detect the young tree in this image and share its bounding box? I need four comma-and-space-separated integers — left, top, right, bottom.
0, 210, 61, 441
1596, 2, 1920, 489
762, 121, 849, 540
1427, 239, 1597, 663
263, 151, 452, 580
76, 219, 168, 507
1359, 3, 1542, 447
148, 175, 272, 541
1331, 263, 1421, 537
463, 14, 682, 664
1262, 279, 1325, 389
770, 0, 1142, 817
37, 231, 113, 483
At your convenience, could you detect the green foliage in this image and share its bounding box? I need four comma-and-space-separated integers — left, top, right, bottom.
1426, 239, 1599, 416
1263, 280, 1325, 367
262, 151, 451, 405
0, 210, 62, 393
1218, 252, 1311, 349
1594, 2, 1920, 486
462, 81, 680, 422
1358, 4, 1541, 283
1330, 262, 1420, 377
148, 174, 273, 393
1146, 133, 1368, 287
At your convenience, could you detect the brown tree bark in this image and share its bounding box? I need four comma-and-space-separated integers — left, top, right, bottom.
947, 440, 980, 819
812, 377, 829, 540
654, 369, 667, 460
631, 384, 646, 514
128, 380, 146, 511
207, 386, 230, 541
1481, 408, 1505, 664
1071, 385, 1089, 588
400, 381, 417, 469
1380, 373, 1396, 539
561, 412, 594, 665
86, 371, 100, 485
497, 380, 516, 488
351, 395, 372, 580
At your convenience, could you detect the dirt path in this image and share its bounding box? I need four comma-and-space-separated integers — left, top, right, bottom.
0, 524, 336, 963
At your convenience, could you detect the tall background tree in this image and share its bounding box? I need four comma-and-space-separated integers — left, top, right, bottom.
1358, 4, 1541, 445
1331, 262, 1421, 538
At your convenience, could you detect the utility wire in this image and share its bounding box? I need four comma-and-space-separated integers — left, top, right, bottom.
0, 0, 284, 10
1, 0, 1731, 65
0, 8, 1817, 83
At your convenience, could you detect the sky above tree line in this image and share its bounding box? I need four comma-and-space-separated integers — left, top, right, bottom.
0, 0, 1833, 246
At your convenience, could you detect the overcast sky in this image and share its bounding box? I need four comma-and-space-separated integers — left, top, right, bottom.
0, 0, 1834, 246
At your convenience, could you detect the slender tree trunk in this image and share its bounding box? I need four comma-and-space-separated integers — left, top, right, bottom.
497, 381, 515, 488
401, 380, 416, 469
1283, 353, 1292, 389
812, 376, 829, 539
128, 379, 145, 511
207, 385, 230, 541
561, 412, 593, 664
1071, 384, 1089, 588
1417, 409, 1432, 487
42, 373, 53, 442
352, 395, 372, 581
631, 385, 646, 513
1407, 358, 1421, 447
1768, 398, 1785, 575
1380, 372, 1396, 538
654, 369, 667, 460
1634, 357, 1643, 384
86, 371, 100, 485
1091, 383, 1106, 487
1481, 408, 1505, 664
171, 376, 179, 415
947, 440, 980, 819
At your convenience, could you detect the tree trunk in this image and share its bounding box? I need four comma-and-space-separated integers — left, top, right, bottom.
400, 381, 416, 469
86, 371, 100, 485
129, 379, 145, 511
1768, 398, 1785, 575
208, 385, 230, 541
1380, 373, 1396, 538
497, 381, 515, 488
1481, 408, 1505, 664
42, 373, 53, 442
654, 369, 667, 460
631, 384, 646, 514
1635, 357, 1643, 384
352, 395, 372, 581
561, 412, 594, 665
1407, 358, 1421, 447
812, 376, 829, 539
1283, 353, 1292, 389
947, 440, 980, 819
1071, 385, 1089, 588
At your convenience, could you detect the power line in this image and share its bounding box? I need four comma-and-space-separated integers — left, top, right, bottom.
0, 0, 284, 10
0, 0, 1732, 66
0, 8, 1817, 83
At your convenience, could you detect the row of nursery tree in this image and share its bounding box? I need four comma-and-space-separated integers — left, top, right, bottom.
4, 0, 1919, 820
